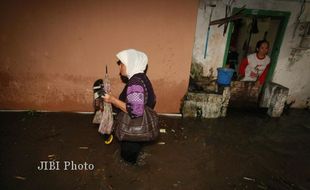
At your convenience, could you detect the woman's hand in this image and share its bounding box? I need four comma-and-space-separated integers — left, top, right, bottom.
102, 93, 115, 104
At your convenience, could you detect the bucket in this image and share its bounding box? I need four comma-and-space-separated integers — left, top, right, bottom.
217, 68, 234, 86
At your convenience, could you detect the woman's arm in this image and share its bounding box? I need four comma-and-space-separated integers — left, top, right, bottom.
258, 64, 270, 85
239, 57, 249, 78
103, 77, 145, 118
103, 94, 127, 113
126, 83, 145, 118
103, 83, 145, 118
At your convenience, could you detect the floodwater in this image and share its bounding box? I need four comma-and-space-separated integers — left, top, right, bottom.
0, 109, 310, 190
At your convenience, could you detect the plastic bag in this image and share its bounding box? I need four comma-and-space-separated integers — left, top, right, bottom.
97, 65, 113, 135
98, 102, 113, 135
92, 110, 102, 124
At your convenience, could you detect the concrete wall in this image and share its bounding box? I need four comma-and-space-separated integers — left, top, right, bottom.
192, 0, 310, 108
0, 0, 198, 113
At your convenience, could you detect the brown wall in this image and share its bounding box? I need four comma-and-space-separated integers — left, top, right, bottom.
0, 0, 198, 113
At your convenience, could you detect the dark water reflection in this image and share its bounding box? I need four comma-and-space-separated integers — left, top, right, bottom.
0, 109, 309, 189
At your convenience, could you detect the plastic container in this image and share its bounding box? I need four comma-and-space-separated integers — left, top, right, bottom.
217, 68, 234, 86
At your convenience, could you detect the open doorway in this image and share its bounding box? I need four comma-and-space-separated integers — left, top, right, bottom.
223, 9, 290, 85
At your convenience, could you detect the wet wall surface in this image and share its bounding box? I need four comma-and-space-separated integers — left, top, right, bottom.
0, 109, 310, 190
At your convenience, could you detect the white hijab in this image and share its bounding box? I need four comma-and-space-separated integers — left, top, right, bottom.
116, 49, 148, 79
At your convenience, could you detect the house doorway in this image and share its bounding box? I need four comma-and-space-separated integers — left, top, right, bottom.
223, 9, 290, 84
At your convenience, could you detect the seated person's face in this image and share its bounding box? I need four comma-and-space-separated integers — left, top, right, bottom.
257, 43, 269, 55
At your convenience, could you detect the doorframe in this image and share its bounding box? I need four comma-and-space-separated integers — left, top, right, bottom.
222, 8, 291, 83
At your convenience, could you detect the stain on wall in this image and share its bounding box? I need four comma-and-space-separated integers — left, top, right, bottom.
0, 0, 199, 113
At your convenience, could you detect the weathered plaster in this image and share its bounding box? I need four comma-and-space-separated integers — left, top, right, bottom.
192, 0, 228, 79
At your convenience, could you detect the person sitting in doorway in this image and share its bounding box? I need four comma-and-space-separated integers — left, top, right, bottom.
239, 40, 270, 85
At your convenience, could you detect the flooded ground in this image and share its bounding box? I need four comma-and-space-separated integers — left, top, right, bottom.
0, 108, 310, 190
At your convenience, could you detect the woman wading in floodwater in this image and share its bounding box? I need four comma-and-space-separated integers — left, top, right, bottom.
103, 49, 156, 164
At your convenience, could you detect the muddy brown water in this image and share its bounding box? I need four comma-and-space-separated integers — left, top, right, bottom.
0, 109, 310, 190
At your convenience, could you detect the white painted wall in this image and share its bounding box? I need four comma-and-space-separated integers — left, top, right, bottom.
192, 0, 228, 78
192, 0, 310, 108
